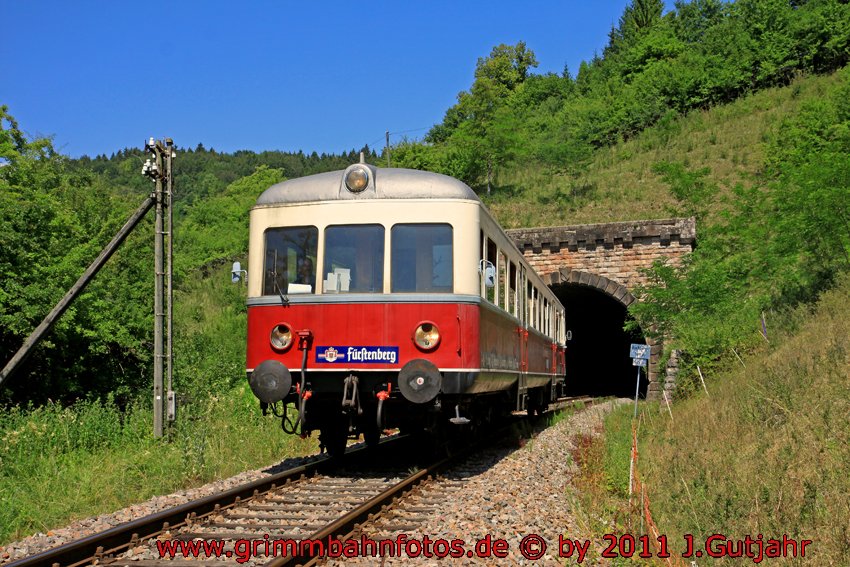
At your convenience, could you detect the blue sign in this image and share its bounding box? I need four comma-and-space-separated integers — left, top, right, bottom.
316, 346, 399, 364
630, 343, 651, 360
632, 357, 647, 367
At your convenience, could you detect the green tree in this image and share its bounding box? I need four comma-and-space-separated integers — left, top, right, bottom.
0, 106, 152, 404
673, 0, 726, 44
428, 42, 539, 191
608, 0, 666, 55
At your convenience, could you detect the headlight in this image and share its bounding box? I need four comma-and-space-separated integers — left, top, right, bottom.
344, 166, 369, 193
270, 323, 293, 351
413, 322, 441, 351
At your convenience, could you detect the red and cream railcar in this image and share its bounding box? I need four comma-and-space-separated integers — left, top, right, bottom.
244, 160, 566, 454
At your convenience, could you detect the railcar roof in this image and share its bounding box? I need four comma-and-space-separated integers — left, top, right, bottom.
255, 166, 480, 206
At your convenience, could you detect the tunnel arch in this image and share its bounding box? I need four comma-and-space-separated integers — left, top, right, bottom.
542, 268, 656, 399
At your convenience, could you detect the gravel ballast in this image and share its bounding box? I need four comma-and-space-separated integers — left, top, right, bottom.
350, 399, 625, 566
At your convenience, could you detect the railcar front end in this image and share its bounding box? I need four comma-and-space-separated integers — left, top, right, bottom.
242, 163, 565, 455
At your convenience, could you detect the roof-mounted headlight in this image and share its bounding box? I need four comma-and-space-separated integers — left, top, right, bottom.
345, 166, 370, 193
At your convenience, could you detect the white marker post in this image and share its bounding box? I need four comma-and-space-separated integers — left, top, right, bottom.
629, 344, 651, 418
628, 343, 651, 506
662, 390, 674, 421
697, 365, 709, 396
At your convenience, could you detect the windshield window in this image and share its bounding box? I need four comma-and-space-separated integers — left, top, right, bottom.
263, 226, 318, 295
323, 224, 385, 293
391, 223, 453, 293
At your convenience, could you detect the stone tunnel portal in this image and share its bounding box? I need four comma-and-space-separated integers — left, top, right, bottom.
508, 217, 696, 401
552, 283, 648, 399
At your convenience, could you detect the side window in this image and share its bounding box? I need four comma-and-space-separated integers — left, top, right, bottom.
498, 251, 508, 311
550, 303, 555, 338
263, 226, 318, 295
508, 262, 519, 316
520, 269, 527, 325
486, 238, 498, 304
554, 309, 559, 341
531, 286, 538, 330
534, 288, 543, 332
324, 225, 384, 293
391, 224, 453, 292
480, 231, 486, 298
551, 304, 556, 339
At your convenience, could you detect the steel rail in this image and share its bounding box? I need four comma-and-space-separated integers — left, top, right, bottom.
267, 456, 450, 567
7, 463, 316, 567
6, 439, 400, 567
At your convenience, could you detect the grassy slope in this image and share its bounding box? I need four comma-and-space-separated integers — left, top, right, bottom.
640, 274, 850, 564
485, 71, 845, 228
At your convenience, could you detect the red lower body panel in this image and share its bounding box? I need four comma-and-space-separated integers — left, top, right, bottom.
247, 301, 479, 373
246, 299, 561, 398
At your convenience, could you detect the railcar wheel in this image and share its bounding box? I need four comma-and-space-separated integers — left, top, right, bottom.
527, 390, 545, 417
320, 426, 348, 458
363, 424, 381, 447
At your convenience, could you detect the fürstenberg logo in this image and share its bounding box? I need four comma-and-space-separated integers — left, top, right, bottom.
316, 346, 399, 364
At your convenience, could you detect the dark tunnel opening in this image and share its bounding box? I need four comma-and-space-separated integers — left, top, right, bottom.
552, 283, 648, 399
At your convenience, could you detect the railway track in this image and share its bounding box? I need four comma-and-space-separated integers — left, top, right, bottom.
314, 397, 596, 566
9, 396, 595, 567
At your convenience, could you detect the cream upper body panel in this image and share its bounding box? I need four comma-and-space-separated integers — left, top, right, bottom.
248, 198, 481, 298
246, 164, 563, 344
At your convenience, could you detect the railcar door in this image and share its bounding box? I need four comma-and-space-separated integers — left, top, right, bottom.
520, 267, 529, 374
516, 267, 529, 410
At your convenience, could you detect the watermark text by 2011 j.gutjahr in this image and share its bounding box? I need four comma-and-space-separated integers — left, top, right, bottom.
157, 532, 812, 564
551, 533, 812, 564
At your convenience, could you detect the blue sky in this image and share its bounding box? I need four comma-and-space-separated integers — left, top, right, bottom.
2, 1, 668, 158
